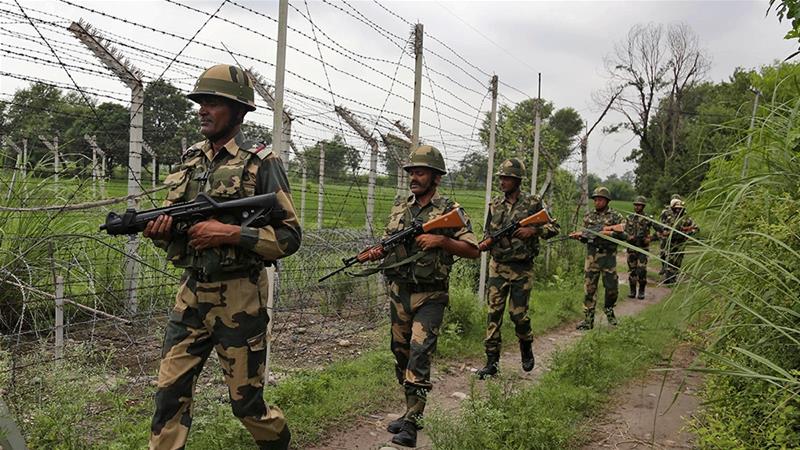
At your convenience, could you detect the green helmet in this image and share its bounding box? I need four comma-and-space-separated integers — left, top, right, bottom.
403, 145, 447, 175
591, 186, 611, 200
671, 193, 682, 200
633, 195, 647, 205
495, 158, 525, 179
187, 64, 256, 111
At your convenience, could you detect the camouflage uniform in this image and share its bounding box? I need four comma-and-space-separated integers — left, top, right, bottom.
149, 65, 300, 450
576, 189, 626, 328
625, 200, 654, 299
381, 192, 477, 428
662, 207, 698, 284
484, 193, 558, 356
655, 195, 681, 275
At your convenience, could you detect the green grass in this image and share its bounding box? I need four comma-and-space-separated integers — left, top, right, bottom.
4, 275, 585, 449
425, 286, 692, 450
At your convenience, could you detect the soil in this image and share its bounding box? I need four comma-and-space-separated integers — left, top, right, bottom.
579, 343, 703, 450
305, 257, 680, 450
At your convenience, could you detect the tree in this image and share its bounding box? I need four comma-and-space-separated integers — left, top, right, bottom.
143, 79, 200, 168
241, 121, 272, 145
301, 134, 358, 181
769, 0, 800, 59
600, 23, 709, 204
478, 98, 583, 185
450, 151, 488, 189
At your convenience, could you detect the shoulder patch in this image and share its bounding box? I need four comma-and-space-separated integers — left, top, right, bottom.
244, 141, 273, 160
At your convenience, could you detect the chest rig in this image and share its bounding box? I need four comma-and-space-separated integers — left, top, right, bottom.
488, 194, 540, 264
381, 196, 456, 285
162, 144, 263, 275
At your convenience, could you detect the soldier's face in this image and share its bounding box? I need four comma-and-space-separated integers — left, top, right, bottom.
499, 176, 520, 193
196, 96, 243, 139
634, 204, 645, 214
594, 197, 609, 210
408, 168, 439, 195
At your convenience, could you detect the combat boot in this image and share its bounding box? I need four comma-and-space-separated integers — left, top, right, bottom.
519, 340, 535, 372
387, 417, 404, 434
627, 280, 636, 298
391, 420, 418, 447
637, 282, 646, 300
576, 310, 594, 330
605, 307, 618, 326
477, 353, 499, 379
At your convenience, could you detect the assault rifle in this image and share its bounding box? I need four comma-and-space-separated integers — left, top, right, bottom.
477, 209, 552, 251
318, 208, 468, 282
100, 192, 286, 236
548, 222, 607, 245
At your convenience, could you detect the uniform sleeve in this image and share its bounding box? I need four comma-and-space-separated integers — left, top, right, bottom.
453, 208, 479, 247
610, 212, 628, 241
238, 153, 302, 260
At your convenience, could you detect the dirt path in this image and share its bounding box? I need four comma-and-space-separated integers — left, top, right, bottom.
579, 343, 702, 450
306, 261, 672, 450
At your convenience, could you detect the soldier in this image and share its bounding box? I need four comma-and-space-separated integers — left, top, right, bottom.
625, 196, 654, 300
655, 194, 681, 276
569, 186, 627, 330
143, 64, 300, 450
662, 199, 699, 284
358, 145, 479, 447
475, 158, 559, 380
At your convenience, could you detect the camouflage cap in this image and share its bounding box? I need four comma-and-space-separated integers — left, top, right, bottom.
633, 195, 647, 205
187, 64, 256, 111
591, 186, 611, 200
671, 193, 682, 200
495, 158, 525, 179
403, 145, 447, 175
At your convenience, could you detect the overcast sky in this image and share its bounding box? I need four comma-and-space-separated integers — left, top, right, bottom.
1, 0, 795, 181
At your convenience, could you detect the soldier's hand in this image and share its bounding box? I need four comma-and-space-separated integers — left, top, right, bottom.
601, 230, 614, 236
477, 239, 492, 252
513, 226, 538, 240
144, 215, 173, 241
416, 234, 445, 250
357, 245, 384, 262
188, 219, 240, 251
568, 231, 582, 240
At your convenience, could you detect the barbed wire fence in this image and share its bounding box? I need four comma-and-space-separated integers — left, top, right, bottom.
0, 0, 589, 442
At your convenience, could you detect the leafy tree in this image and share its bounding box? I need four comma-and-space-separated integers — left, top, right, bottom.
63, 101, 129, 170
241, 122, 272, 146
301, 134, 358, 181
450, 151, 488, 189
769, 0, 800, 59
143, 79, 200, 168
478, 98, 583, 187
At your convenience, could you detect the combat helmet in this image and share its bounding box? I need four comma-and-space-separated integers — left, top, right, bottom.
496, 158, 525, 179
590, 186, 611, 200
403, 145, 447, 175
670, 199, 685, 209
187, 64, 256, 111
633, 195, 647, 205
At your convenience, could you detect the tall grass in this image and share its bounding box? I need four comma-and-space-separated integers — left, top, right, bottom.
681, 91, 800, 447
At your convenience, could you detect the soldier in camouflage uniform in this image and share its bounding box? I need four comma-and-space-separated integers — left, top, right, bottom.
359, 145, 479, 447
625, 196, 654, 300
661, 199, 699, 284
144, 64, 300, 450
475, 158, 559, 380
569, 187, 627, 330
655, 194, 681, 276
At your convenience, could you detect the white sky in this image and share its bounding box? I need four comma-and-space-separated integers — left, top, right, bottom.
0, 0, 794, 181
